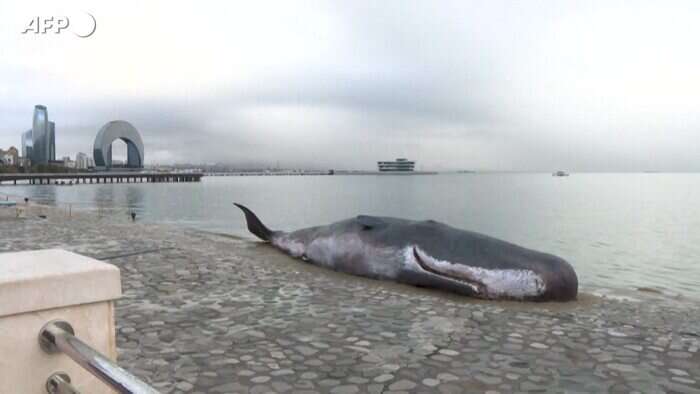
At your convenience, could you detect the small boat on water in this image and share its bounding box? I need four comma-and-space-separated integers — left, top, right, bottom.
0, 201, 17, 207
552, 171, 570, 177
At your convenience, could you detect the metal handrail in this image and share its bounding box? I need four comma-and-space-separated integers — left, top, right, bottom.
39, 320, 159, 394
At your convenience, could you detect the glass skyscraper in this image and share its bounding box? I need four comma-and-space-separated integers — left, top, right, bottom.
21, 129, 33, 160
49, 121, 56, 161
21, 105, 56, 165
32, 105, 48, 164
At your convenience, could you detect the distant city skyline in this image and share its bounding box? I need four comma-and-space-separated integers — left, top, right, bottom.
2, 1, 700, 171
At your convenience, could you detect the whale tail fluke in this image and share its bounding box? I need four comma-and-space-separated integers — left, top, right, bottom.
234, 203, 274, 242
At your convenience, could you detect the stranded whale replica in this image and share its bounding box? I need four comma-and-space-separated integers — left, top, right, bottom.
234, 203, 578, 302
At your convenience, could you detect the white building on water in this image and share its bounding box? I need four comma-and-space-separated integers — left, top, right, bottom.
377, 158, 415, 172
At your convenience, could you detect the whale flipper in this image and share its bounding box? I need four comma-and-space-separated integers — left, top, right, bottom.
234, 203, 274, 241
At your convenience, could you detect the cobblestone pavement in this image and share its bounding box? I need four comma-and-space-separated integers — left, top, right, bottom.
2, 210, 700, 393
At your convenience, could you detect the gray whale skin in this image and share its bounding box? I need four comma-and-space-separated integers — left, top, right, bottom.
235, 203, 578, 302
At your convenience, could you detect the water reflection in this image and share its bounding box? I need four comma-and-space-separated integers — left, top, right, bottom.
124, 186, 145, 213
94, 185, 117, 211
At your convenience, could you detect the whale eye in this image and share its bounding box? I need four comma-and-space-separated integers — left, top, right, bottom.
356, 215, 386, 230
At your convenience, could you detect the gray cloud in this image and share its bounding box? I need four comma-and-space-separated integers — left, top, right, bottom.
2, 0, 700, 171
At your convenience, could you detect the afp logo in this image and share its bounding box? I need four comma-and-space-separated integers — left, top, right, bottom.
22, 13, 97, 38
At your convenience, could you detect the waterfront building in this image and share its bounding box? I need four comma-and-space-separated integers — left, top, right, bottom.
60, 156, 76, 169
21, 105, 56, 165
93, 120, 144, 169
32, 105, 49, 164
75, 152, 89, 169
17, 157, 31, 168
0, 147, 19, 166
21, 129, 32, 165
1, 150, 11, 165
49, 121, 56, 162
377, 158, 415, 172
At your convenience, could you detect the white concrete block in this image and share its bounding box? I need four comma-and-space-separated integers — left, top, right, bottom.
0, 249, 122, 393
0, 249, 121, 316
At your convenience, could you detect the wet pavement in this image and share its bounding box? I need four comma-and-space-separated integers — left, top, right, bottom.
2, 208, 700, 393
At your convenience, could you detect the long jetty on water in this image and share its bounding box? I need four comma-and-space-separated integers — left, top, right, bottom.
0, 172, 203, 185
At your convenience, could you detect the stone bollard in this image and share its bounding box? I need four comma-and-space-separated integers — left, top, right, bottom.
0, 249, 122, 393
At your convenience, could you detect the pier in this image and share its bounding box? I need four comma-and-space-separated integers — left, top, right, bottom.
0, 172, 203, 185
206, 170, 333, 177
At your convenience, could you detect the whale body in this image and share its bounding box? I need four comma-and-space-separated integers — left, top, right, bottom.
234, 203, 578, 302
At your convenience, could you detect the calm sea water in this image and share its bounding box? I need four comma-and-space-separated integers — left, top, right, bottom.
4, 173, 700, 299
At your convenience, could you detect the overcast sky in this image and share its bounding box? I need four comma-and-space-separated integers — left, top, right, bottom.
1, 1, 699, 171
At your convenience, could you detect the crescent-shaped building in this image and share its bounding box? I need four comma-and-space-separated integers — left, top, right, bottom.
93, 121, 144, 169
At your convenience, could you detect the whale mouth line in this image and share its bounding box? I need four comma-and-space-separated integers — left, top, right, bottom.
412, 246, 485, 292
